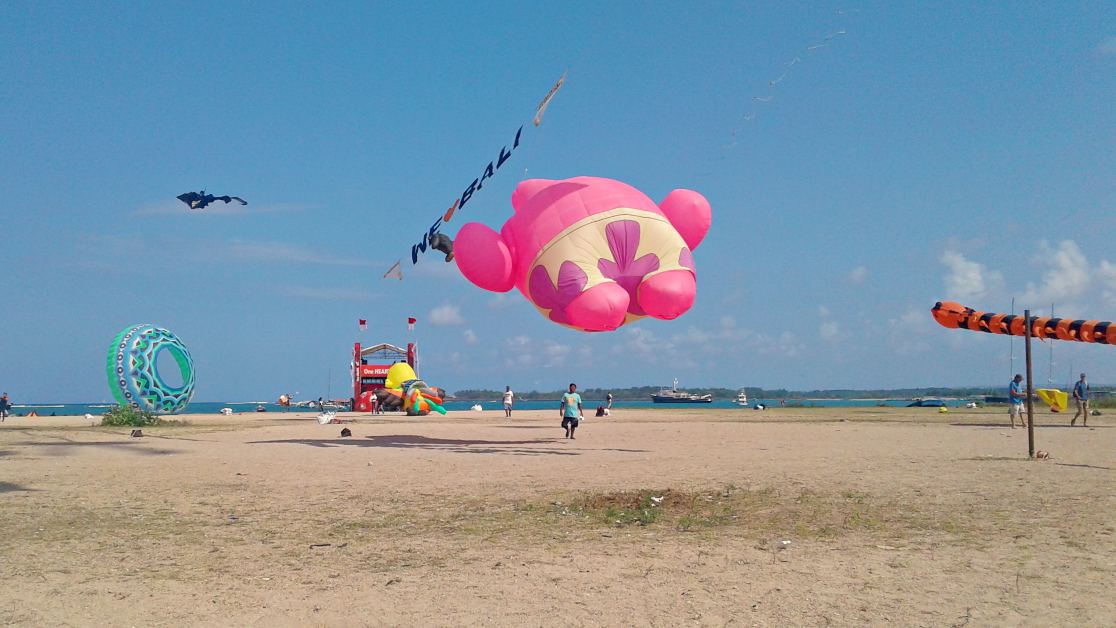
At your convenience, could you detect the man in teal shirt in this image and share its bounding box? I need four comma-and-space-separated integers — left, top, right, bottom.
1008, 374, 1026, 429
560, 383, 583, 439
1071, 372, 1089, 427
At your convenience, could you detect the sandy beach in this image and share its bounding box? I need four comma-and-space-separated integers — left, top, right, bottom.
1, 406, 1114, 626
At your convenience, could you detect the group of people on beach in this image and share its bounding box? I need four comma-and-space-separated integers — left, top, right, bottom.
501, 384, 614, 439
1008, 372, 1093, 428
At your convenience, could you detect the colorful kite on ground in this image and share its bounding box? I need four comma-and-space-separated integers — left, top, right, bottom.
453, 176, 711, 332
107, 323, 195, 414
1036, 388, 1069, 412
372, 362, 446, 416
931, 301, 1116, 344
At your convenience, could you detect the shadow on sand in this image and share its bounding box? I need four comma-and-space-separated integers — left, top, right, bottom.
13, 440, 179, 456
1054, 462, 1115, 472
949, 423, 1110, 429
0, 482, 37, 493
249, 434, 649, 456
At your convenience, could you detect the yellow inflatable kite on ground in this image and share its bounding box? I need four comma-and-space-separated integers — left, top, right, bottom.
385, 363, 417, 390
379, 362, 446, 416
1036, 389, 1068, 412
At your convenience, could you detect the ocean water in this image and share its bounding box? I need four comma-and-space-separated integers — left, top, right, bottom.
8, 397, 978, 417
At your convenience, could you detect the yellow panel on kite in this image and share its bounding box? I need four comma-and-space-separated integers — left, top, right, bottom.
385, 363, 417, 390
1036, 388, 1068, 412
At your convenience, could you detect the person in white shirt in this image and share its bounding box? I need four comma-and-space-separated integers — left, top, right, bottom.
503, 386, 514, 418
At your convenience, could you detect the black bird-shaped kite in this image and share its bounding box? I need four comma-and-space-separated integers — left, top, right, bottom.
177, 190, 247, 210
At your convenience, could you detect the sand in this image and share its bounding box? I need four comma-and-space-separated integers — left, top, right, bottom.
1, 406, 1114, 627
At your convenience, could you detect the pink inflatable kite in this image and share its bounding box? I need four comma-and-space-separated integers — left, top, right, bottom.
454, 176, 712, 332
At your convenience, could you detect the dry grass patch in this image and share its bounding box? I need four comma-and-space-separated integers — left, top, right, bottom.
547, 485, 969, 543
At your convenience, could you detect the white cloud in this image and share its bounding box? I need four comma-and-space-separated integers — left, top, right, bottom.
611, 320, 804, 365
616, 326, 661, 363
429, 304, 465, 326
488, 294, 515, 309
887, 308, 935, 355
848, 265, 868, 284
1021, 240, 1090, 306
410, 260, 459, 279
940, 250, 1003, 300
817, 306, 843, 342
819, 320, 841, 342
543, 341, 571, 366
463, 329, 478, 345
224, 240, 375, 267
1097, 36, 1116, 56
272, 285, 376, 301
1099, 260, 1116, 307
770, 331, 805, 358
501, 336, 575, 368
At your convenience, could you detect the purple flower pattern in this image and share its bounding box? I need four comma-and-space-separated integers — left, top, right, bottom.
679, 247, 694, 270
529, 261, 588, 325
597, 220, 660, 316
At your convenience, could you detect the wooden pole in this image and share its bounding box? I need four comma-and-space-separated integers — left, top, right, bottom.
1024, 309, 1035, 458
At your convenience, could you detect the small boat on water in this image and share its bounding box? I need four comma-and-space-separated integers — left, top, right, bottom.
651, 379, 713, 404
736, 389, 749, 406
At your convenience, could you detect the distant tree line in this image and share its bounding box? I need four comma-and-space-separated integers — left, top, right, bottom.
449, 386, 1017, 402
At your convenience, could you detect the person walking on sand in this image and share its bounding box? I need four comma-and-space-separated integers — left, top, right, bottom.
560, 383, 583, 439
1071, 372, 1090, 427
503, 386, 514, 418
606, 392, 613, 409
1008, 374, 1027, 429
0, 393, 10, 422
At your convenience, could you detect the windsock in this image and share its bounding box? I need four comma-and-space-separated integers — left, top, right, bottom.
932, 301, 1116, 344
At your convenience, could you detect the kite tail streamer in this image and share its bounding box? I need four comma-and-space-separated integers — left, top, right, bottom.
932, 301, 1116, 344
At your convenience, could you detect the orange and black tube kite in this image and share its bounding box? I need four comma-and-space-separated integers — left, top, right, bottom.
932, 301, 1116, 344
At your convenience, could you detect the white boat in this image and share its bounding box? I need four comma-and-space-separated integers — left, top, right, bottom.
736, 390, 749, 406
651, 379, 713, 404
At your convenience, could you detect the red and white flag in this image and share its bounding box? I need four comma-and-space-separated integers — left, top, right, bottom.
358, 319, 367, 331
407, 316, 416, 331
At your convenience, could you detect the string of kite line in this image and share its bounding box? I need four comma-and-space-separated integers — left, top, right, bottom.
385, 71, 568, 280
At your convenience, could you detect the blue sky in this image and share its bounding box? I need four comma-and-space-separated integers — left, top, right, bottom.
2, 2, 1115, 402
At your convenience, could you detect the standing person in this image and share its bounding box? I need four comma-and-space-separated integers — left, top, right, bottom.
606, 392, 613, 409
1071, 373, 1090, 427
503, 386, 515, 418
0, 393, 9, 422
1008, 374, 1027, 429
370, 391, 378, 415
560, 383, 583, 439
